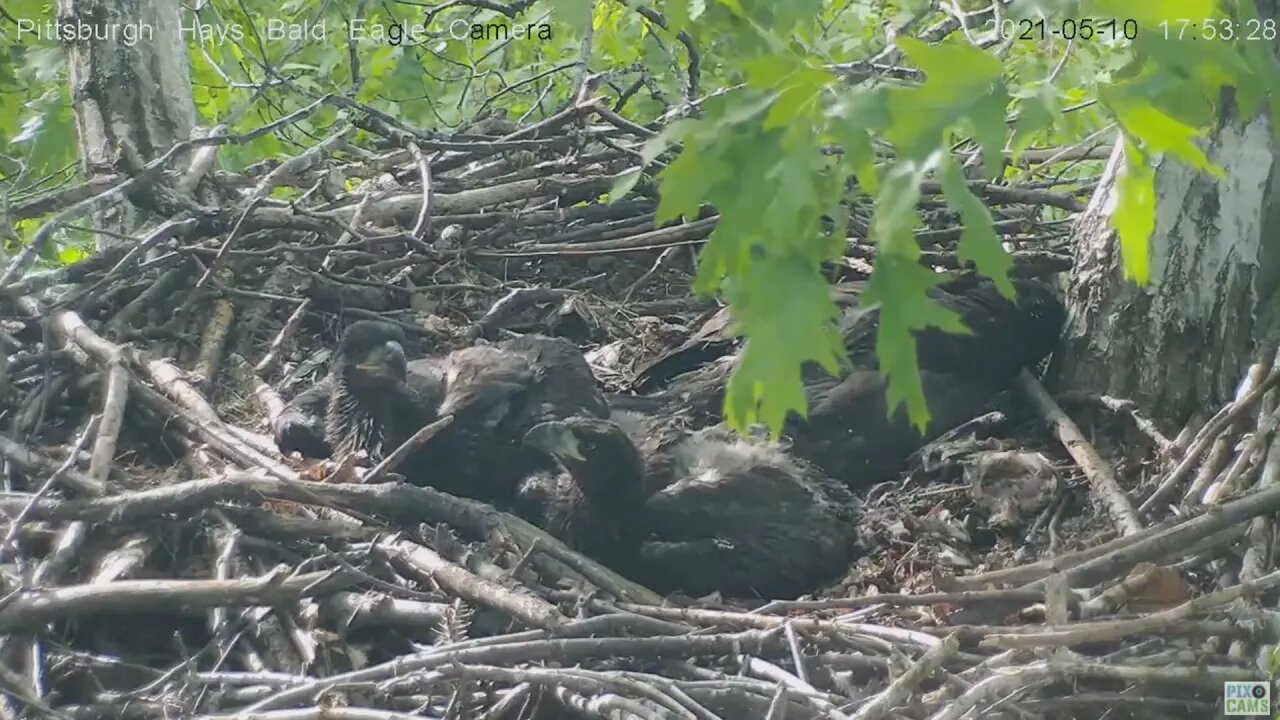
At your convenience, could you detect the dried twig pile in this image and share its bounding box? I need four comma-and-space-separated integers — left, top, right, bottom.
0, 98, 1265, 720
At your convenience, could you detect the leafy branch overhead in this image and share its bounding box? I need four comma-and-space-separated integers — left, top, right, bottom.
612, 0, 1280, 435
2, 0, 1279, 436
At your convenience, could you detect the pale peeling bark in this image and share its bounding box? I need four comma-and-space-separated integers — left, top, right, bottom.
1058, 115, 1280, 429
58, 0, 195, 248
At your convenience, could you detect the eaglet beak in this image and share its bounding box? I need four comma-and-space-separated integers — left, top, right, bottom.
523, 421, 585, 462
356, 340, 407, 377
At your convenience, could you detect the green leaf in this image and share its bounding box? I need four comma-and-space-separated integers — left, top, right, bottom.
764, 64, 833, 129
759, 148, 839, 264
655, 143, 728, 223
713, 90, 778, 128
940, 158, 1014, 296
869, 153, 937, 254
896, 37, 1003, 92
862, 256, 969, 432
1235, 2, 1280, 131
862, 150, 971, 432
967, 84, 1010, 178
640, 118, 696, 164
742, 54, 799, 87
742, 54, 834, 129
721, 250, 844, 436
1088, 0, 1219, 28
25, 46, 64, 86
882, 88, 946, 160
1101, 87, 1222, 177
550, 0, 592, 36
1010, 84, 1059, 159
609, 168, 643, 201
57, 244, 91, 265
883, 39, 1006, 161
666, 0, 692, 35
1112, 140, 1156, 284
694, 138, 787, 289
844, 129, 878, 195
12, 88, 75, 177
827, 88, 887, 195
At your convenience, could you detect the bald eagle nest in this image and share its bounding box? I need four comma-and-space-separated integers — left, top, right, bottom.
274, 275, 1064, 598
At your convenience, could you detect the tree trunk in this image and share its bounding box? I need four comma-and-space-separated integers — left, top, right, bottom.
58, 0, 195, 249
1057, 115, 1280, 431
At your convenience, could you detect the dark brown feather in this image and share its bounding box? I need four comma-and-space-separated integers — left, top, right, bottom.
607, 276, 1065, 485
519, 410, 861, 599
273, 357, 446, 460
273, 378, 333, 459
630, 415, 861, 598
419, 334, 611, 504
321, 322, 442, 465
629, 281, 866, 392
516, 417, 649, 569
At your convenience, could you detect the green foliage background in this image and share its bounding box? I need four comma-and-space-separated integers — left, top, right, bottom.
1, 0, 1277, 434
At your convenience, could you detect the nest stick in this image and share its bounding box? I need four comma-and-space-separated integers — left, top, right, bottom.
382, 538, 566, 630
362, 414, 455, 485
1016, 370, 1142, 535
1141, 364, 1280, 513
88, 358, 128, 486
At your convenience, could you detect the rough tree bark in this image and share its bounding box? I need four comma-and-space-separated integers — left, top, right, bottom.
58, 0, 195, 248
0, 3, 197, 714
1057, 107, 1280, 431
